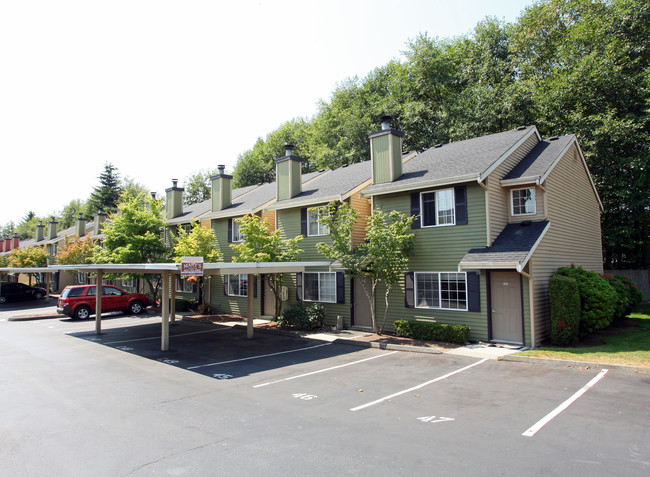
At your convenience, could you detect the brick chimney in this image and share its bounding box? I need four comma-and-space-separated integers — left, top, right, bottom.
165, 179, 185, 219
12, 233, 19, 250
369, 115, 403, 185
0, 237, 5, 253
275, 144, 303, 201
76, 214, 87, 237
35, 221, 45, 242
94, 209, 107, 235
48, 217, 58, 240
210, 165, 233, 212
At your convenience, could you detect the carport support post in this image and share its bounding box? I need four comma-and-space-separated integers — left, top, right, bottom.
162, 271, 170, 351
171, 273, 176, 324
95, 270, 103, 335
247, 273, 254, 339
45, 273, 50, 301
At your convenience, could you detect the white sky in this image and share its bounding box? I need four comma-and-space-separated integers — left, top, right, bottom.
0, 0, 533, 226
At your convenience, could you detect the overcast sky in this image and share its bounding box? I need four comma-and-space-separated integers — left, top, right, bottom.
0, 0, 533, 226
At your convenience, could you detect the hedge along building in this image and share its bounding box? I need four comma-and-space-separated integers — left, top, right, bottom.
360, 118, 603, 347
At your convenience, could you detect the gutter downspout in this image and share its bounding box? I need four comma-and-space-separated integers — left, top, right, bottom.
477, 179, 490, 247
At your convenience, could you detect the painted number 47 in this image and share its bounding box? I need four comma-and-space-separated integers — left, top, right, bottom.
293, 393, 317, 401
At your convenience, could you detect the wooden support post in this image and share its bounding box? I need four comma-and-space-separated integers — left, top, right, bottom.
95, 270, 103, 335
247, 273, 254, 339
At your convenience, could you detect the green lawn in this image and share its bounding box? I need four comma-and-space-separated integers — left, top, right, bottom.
519, 302, 650, 367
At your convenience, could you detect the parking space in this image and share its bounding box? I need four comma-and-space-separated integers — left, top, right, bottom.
2, 306, 649, 475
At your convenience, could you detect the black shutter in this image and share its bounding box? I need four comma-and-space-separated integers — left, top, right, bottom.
455, 186, 468, 225
467, 271, 480, 312
223, 275, 228, 296
410, 193, 421, 229
296, 272, 303, 301
227, 218, 233, 243
405, 272, 415, 308
300, 208, 308, 236
253, 275, 258, 298
336, 272, 345, 304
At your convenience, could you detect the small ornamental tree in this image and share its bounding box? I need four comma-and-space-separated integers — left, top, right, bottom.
172, 221, 222, 305
230, 214, 303, 318
315, 201, 415, 333
94, 191, 169, 302
56, 234, 96, 265
8, 245, 49, 285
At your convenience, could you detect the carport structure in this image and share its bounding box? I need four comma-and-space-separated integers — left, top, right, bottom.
0, 267, 58, 302
55, 262, 329, 351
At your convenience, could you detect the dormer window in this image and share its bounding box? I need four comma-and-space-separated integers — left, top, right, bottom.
511, 188, 536, 216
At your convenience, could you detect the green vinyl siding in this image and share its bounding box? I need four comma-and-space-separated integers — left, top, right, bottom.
212, 218, 233, 262
372, 135, 391, 184
209, 274, 262, 317
391, 135, 402, 180
276, 208, 331, 262
372, 184, 491, 341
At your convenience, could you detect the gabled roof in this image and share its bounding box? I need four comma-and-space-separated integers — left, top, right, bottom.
502, 135, 574, 184
266, 161, 372, 211
459, 220, 550, 272
362, 126, 539, 197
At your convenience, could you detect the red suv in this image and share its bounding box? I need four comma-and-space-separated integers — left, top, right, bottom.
57, 285, 149, 320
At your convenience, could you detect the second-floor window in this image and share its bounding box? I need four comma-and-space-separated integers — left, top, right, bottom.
232, 219, 243, 242
421, 189, 456, 227
511, 188, 536, 216
307, 208, 330, 236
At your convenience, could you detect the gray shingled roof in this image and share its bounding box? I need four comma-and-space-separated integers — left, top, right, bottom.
459, 220, 549, 269
503, 135, 574, 183
363, 127, 535, 195
270, 161, 372, 209
205, 170, 327, 219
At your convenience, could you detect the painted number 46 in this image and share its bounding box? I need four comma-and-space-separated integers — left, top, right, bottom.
293, 393, 317, 401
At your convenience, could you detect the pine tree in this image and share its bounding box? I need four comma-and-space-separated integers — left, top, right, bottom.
87, 163, 123, 216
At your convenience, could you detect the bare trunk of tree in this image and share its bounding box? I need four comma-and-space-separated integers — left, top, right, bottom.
379, 287, 392, 334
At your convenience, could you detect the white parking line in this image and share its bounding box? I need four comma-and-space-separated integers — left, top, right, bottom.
102, 327, 231, 345
522, 369, 608, 437
253, 351, 399, 388
187, 342, 333, 370
350, 358, 489, 412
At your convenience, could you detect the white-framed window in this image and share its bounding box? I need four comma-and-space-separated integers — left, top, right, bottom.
182, 223, 192, 234
77, 272, 88, 285
232, 218, 243, 242
415, 272, 467, 311
176, 277, 194, 293
303, 272, 336, 303
121, 278, 135, 288
225, 274, 248, 297
511, 188, 536, 216
307, 208, 330, 236
420, 189, 455, 227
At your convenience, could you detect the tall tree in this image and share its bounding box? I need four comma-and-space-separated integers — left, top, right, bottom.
94, 191, 168, 301
87, 163, 123, 216
58, 199, 89, 229
230, 214, 303, 318
183, 169, 217, 205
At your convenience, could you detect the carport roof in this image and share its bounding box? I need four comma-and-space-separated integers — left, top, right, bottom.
53, 261, 331, 275
0, 267, 58, 274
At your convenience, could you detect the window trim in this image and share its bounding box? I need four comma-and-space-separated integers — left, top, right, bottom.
420, 188, 456, 228
511, 187, 536, 216
176, 277, 195, 293
302, 272, 337, 303
231, 218, 243, 242
306, 207, 330, 237
225, 274, 248, 297
414, 271, 468, 311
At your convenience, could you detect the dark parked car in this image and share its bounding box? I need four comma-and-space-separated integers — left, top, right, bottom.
0, 282, 48, 304
57, 284, 149, 320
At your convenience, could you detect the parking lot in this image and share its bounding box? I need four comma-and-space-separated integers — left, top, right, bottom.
1, 301, 649, 476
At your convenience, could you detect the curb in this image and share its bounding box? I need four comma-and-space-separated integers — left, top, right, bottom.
185, 319, 444, 355
500, 354, 650, 374
8, 314, 62, 322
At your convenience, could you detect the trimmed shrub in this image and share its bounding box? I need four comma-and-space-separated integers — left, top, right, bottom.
175, 297, 193, 311
393, 320, 470, 344
277, 302, 325, 330
550, 275, 581, 346
554, 266, 617, 336
601, 274, 643, 319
